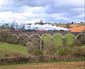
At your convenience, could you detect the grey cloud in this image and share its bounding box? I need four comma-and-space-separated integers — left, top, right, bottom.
13, 0, 83, 19
0, 0, 84, 23
13, 0, 53, 7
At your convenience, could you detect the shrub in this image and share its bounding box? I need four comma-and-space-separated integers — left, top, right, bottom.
64, 33, 75, 47
0, 56, 28, 64
0, 50, 25, 59
26, 42, 42, 56
26, 42, 35, 55
80, 46, 85, 56
71, 47, 85, 57
7, 34, 18, 44
53, 33, 63, 47
56, 46, 85, 57
55, 47, 72, 55
28, 56, 41, 62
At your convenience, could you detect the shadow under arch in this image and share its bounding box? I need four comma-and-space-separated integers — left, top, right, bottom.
75, 33, 85, 39
76, 33, 85, 44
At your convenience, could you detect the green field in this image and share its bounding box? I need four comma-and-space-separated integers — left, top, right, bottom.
0, 42, 28, 58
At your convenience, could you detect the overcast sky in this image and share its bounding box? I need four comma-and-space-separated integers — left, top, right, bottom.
0, 0, 84, 23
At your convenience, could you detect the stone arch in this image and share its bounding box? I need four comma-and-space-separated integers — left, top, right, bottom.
75, 33, 84, 39
41, 33, 52, 46
29, 33, 41, 39
7, 33, 18, 44
18, 33, 29, 39
18, 34, 30, 46
64, 33, 76, 47
41, 33, 52, 39
63, 33, 75, 38
41, 33, 56, 55
12, 33, 18, 38
30, 33, 41, 50
76, 33, 85, 45
52, 33, 63, 38
52, 33, 63, 47
0, 29, 10, 42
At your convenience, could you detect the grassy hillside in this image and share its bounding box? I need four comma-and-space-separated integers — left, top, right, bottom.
0, 42, 28, 58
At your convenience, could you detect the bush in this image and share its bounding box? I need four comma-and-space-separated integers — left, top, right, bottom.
64, 33, 75, 47
26, 42, 42, 56
55, 47, 71, 55
0, 56, 28, 64
53, 33, 63, 47
0, 50, 25, 59
71, 47, 85, 57
80, 46, 85, 56
56, 46, 85, 57
7, 34, 18, 44
26, 42, 34, 54
28, 56, 41, 62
